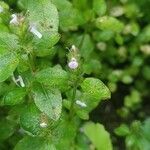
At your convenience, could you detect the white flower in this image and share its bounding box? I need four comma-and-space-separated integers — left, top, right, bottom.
40, 122, 48, 128
29, 24, 42, 39
12, 75, 25, 87
68, 57, 78, 69
18, 75, 25, 87
76, 100, 87, 108
71, 45, 76, 51
0, 5, 3, 13
10, 14, 19, 25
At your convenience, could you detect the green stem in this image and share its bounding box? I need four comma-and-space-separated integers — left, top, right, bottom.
69, 80, 78, 120
28, 52, 36, 74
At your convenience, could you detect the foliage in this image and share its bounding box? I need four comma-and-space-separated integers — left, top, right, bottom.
0, 0, 150, 149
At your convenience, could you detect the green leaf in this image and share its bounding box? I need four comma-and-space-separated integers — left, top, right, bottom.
14, 136, 56, 150
20, 104, 41, 135
93, 0, 107, 16
83, 122, 112, 150
81, 77, 111, 100
33, 32, 60, 57
35, 66, 69, 91
32, 83, 62, 120
18, 0, 59, 51
75, 78, 111, 115
55, 116, 78, 149
52, 0, 85, 30
114, 124, 130, 136
0, 119, 16, 141
18, 0, 58, 32
0, 51, 19, 82
80, 34, 94, 60
142, 118, 150, 141
0, 32, 19, 50
96, 16, 124, 33
1, 88, 26, 105
0, 32, 19, 82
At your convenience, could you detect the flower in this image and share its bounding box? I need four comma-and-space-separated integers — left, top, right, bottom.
71, 45, 76, 51
40, 122, 48, 128
76, 100, 87, 108
10, 14, 19, 25
68, 57, 78, 69
18, 75, 25, 87
12, 75, 25, 87
0, 5, 3, 13
29, 24, 42, 39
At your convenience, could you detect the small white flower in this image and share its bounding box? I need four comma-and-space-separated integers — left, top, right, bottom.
10, 14, 19, 25
12, 75, 25, 87
76, 100, 87, 108
68, 57, 78, 69
29, 24, 42, 39
40, 122, 48, 128
71, 45, 76, 51
18, 75, 25, 87
0, 5, 4, 13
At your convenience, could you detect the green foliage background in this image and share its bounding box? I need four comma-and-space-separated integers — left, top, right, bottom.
0, 0, 150, 150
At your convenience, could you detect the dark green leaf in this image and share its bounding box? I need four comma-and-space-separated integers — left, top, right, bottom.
1, 88, 26, 105
20, 104, 41, 135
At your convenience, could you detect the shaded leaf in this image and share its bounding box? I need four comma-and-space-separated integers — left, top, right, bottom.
1, 88, 26, 105
20, 104, 41, 135
14, 136, 56, 150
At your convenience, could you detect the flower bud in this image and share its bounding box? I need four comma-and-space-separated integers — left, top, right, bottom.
18, 75, 25, 87
10, 14, 19, 25
12, 74, 25, 87
76, 100, 87, 108
40, 122, 48, 128
29, 24, 42, 39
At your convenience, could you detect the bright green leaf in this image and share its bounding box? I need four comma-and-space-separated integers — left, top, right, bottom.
81, 77, 111, 100
83, 122, 112, 150
93, 0, 107, 16
0, 32, 19, 50
114, 124, 130, 136
96, 16, 124, 33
